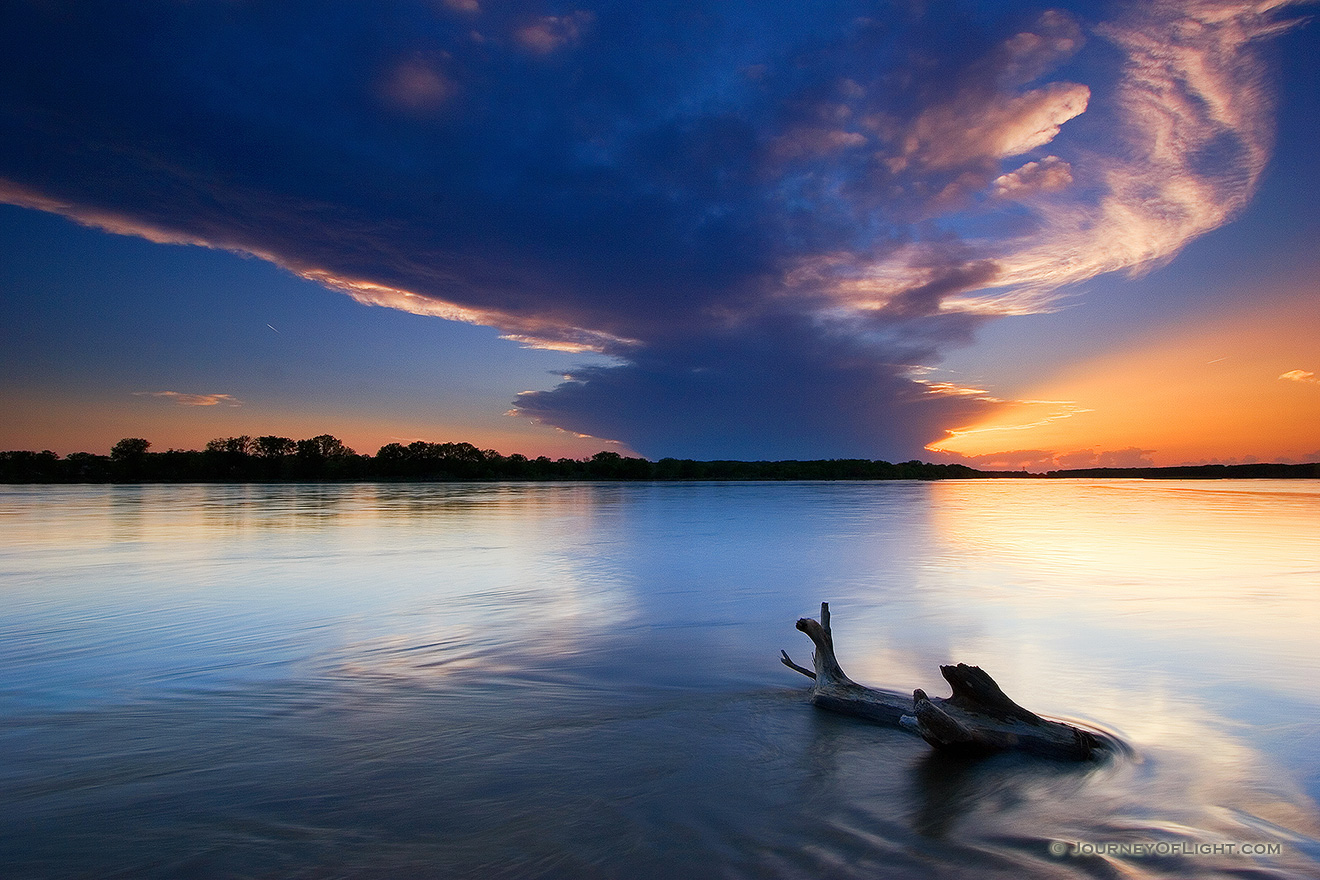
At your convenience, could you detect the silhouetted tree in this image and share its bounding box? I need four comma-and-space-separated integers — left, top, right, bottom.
254, 436, 295, 458
203, 436, 255, 479
502, 453, 529, 478
66, 452, 111, 481
437, 442, 484, 463
205, 435, 254, 456
297, 434, 353, 459
111, 438, 150, 462
110, 437, 151, 480
291, 434, 361, 478
376, 442, 407, 460
0, 450, 61, 482
584, 450, 651, 479
373, 442, 409, 477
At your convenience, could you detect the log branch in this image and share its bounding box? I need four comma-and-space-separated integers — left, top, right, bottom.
782, 603, 1106, 760
780, 650, 815, 679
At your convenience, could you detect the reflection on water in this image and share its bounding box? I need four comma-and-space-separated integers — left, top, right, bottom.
1, 481, 1318, 878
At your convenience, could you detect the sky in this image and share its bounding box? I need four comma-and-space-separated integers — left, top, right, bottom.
1, 0, 1317, 465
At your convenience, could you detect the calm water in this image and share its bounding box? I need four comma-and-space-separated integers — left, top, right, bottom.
2, 480, 1319, 879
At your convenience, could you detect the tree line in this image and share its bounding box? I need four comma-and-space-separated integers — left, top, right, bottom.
0, 434, 992, 482
4, 436, 1313, 483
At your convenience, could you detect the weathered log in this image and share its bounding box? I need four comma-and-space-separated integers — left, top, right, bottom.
781, 603, 1105, 760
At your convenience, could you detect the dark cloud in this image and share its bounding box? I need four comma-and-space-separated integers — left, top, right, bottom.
516, 311, 997, 459
0, 0, 1297, 458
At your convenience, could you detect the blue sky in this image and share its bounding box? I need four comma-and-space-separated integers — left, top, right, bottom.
1, 0, 1317, 463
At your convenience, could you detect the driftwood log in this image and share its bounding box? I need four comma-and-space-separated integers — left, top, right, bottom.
781, 603, 1105, 760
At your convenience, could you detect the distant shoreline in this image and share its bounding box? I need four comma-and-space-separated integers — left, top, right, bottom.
2, 439, 1317, 483
1029, 462, 1320, 480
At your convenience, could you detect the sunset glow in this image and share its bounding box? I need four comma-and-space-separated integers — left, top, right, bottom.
930, 287, 1320, 468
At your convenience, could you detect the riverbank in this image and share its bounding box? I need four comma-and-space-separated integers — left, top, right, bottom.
2, 444, 1316, 483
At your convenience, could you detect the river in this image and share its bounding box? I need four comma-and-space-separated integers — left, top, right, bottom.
2, 480, 1318, 878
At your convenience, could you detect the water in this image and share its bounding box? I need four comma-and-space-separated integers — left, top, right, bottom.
1, 480, 1318, 878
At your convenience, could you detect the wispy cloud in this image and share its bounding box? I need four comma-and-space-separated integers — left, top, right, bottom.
0, 0, 1305, 458
1279, 369, 1319, 385
927, 400, 1094, 450
135, 392, 242, 407
803, 0, 1305, 318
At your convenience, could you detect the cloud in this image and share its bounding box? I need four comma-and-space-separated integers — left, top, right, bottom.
926, 398, 1094, 454
892, 81, 1091, 171
941, 446, 1156, 472
515, 11, 594, 54
1057, 447, 1157, 469
514, 314, 1000, 459
1279, 369, 1318, 385
771, 127, 868, 160
0, 0, 1305, 459
994, 156, 1073, 198
135, 392, 242, 407
380, 60, 456, 113
936, 448, 1062, 472
798, 0, 1306, 317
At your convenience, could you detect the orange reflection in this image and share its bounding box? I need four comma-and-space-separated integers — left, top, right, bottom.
919, 480, 1320, 701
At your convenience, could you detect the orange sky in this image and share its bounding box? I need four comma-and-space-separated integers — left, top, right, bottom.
0, 388, 630, 460
929, 286, 1320, 469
